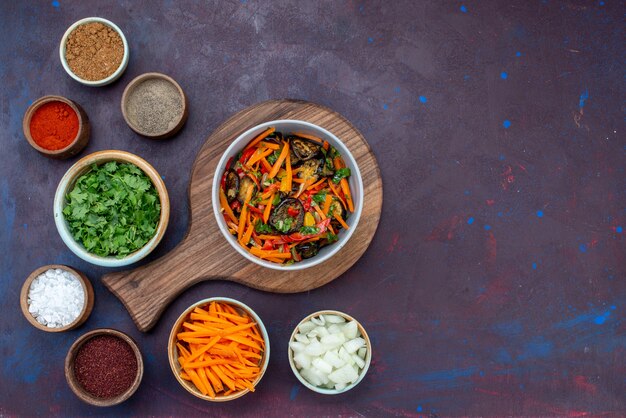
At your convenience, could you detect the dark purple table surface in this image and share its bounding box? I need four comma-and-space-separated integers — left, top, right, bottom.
1, 1, 624, 416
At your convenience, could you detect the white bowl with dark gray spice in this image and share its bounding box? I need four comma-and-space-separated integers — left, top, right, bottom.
60, 17, 129, 86
121, 72, 188, 139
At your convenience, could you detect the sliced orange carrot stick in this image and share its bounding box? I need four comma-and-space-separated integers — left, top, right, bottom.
333, 156, 344, 170
197, 367, 215, 398
237, 185, 254, 239
260, 157, 272, 173
335, 212, 350, 230
259, 141, 280, 150
186, 368, 208, 395
205, 368, 223, 393
340, 178, 354, 212
293, 131, 323, 144
239, 223, 254, 246
268, 142, 289, 179
263, 192, 274, 224
214, 312, 251, 325
326, 180, 345, 207
307, 177, 326, 190
244, 127, 275, 150
185, 336, 221, 363
280, 151, 292, 192
313, 204, 327, 220
322, 194, 332, 217
219, 188, 239, 225
183, 359, 235, 369
247, 147, 273, 167
211, 365, 236, 392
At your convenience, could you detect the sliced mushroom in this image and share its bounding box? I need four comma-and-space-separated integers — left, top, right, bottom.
290, 137, 321, 161
296, 241, 319, 259
224, 169, 239, 203
269, 198, 304, 234
298, 159, 322, 182
290, 149, 301, 166
264, 131, 283, 144
237, 175, 258, 204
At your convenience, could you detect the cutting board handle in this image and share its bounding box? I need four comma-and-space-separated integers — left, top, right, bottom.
102, 233, 211, 332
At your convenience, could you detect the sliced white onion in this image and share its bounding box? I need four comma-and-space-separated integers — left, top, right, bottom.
298, 320, 316, 334
320, 334, 344, 349
357, 347, 367, 359
311, 316, 325, 326
323, 314, 346, 324
294, 352, 311, 369
344, 337, 366, 354
327, 324, 343, 334
312, 358, 333, 374
342, 321, 358, 339
304, 340, 326, 356
352, 353, 365, 369
338, 347, 355, 366
289, 341, 305, 353
328, 364, 358, 385
323, 350, 344, 368
292, 314, 368, 391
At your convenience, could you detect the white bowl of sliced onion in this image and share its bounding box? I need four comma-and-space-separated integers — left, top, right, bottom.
288, 310, 371, 394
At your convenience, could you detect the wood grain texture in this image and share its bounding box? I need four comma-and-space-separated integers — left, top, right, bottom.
102, 100, 383, 332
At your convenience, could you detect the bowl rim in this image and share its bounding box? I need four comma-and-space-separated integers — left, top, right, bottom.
53, 150, 170, 267
20, 264, 94, 333
287, 310, 372, 395
65, 328, 144, 407
22, 95, 87, 155
211, 119, 364, 271
59, 17, 129, 86
120, 72, 188, 138
167, 297, 271, 402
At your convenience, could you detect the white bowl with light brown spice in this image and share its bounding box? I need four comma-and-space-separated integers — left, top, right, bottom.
59, 17, 129, 86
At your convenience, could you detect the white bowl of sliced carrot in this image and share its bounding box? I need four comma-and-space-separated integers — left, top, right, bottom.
212, 120, 363, 270
168, 297, 270, 401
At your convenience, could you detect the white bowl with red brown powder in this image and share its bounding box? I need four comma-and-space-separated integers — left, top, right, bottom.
59, 17, 129, 86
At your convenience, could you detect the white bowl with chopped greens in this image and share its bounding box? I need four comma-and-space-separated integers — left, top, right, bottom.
54, 150, 170, 267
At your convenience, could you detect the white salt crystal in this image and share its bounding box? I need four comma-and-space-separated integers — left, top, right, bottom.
27, 268, 84, 328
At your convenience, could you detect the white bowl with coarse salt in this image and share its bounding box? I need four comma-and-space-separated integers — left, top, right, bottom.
288, 310, 372, 394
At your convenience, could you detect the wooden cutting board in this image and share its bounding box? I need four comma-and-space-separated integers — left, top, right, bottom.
102, 100, 383, 332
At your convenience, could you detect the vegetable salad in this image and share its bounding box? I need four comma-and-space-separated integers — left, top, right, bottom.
218, 127, 354, 264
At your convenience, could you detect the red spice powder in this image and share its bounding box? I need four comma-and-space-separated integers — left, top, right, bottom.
73, 335, 138, 399
29, 101, 79, 150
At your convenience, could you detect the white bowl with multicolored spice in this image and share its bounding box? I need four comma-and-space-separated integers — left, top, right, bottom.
59, 17, 129, 86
